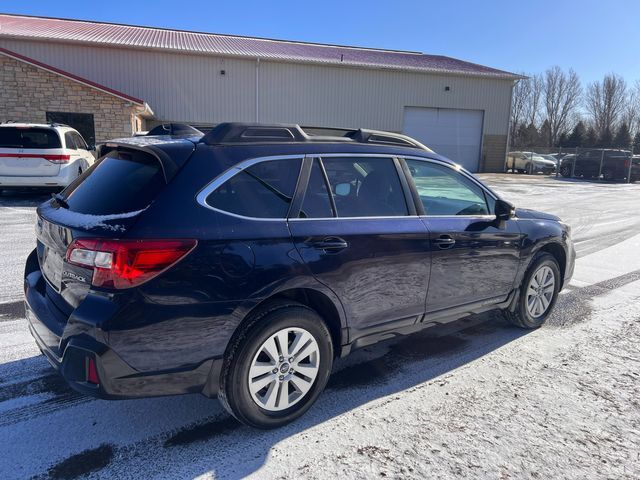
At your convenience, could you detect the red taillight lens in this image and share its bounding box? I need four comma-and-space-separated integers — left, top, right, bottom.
0, 153, 70, 163
66, 238, 197, 289
624, 159, 630, 168
87, 357, 99, 385
43, 154, 71, 164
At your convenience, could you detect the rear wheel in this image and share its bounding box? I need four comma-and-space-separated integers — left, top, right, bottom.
503, 253, 561, 329
218, 302, 333, 428
560, 163, 572, 178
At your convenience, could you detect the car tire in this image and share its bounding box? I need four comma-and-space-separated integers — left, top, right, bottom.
560, 164, 572, 178
218, 301, 334, 429
503, 252, 561, 329
602, 168, 615, 182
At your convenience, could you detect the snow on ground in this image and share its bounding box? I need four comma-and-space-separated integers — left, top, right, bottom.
0, 175, 639, 479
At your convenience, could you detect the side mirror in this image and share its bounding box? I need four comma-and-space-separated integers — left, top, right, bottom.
495, 199, 515, 221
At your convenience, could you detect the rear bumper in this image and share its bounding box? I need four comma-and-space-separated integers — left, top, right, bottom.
0, 163, 78, 188
24, 265, 222, 399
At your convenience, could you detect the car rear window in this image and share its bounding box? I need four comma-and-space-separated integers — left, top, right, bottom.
63, 149, 165, 215
0, 127, 61, 149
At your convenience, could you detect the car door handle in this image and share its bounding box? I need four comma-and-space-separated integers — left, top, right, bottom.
433, 235, 456, 249
311, 237, 348, 252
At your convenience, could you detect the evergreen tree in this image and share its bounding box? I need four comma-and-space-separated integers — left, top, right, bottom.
522, 123, 540, 147
585, 127, 598, 148
613, 122, 631, 148
633, 131, 640, 154
566, 121, 586, 147
597, 127, 613, 148
558, 132, 569, 148
539, 120, 552, 147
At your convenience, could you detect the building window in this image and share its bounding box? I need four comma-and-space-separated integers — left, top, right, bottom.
46, 112, 96, 148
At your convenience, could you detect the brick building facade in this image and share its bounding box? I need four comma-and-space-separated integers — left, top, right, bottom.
0, 49, 152, 145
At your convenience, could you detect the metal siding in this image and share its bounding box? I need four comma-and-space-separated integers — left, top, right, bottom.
0, 39, 512, 136
259, 61, 512, 134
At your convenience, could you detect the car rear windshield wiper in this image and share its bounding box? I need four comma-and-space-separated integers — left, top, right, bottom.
51, 192, 69, 209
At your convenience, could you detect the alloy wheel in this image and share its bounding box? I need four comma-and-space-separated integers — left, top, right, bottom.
247, 327, 320, 412
526, 265, 555, 318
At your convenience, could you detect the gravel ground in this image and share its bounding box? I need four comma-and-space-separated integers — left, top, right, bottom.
0, 174, 639, 479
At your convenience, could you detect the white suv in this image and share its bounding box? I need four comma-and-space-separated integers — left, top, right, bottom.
0, 123, 95, 190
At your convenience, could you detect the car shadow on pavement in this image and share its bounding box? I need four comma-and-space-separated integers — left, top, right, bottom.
95, 312, 530, 479
1, 311, 529, 479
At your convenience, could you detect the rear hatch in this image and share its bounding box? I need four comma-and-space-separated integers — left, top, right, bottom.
35, 138, 196, 313
0, 126, 65, 176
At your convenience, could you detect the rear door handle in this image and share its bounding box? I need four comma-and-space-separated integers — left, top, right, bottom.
433, 235, 456, 249
311, 237, 349, 252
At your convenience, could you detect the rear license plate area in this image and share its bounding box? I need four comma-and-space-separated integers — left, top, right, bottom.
42, 246, 64, 292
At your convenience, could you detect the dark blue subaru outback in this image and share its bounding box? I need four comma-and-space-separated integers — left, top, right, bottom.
24, 123, 575, 428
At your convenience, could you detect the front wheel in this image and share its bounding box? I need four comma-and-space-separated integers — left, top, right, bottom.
218, 302, 333, 429
503, 253, 561, 329
560, 163, 572, 178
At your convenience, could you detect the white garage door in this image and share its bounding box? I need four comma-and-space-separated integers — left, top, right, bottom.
402, 107, 484, 172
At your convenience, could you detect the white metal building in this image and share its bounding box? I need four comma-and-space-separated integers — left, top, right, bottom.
0, 14, 520, 172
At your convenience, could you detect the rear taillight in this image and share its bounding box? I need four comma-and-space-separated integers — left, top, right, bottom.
0, 153, 70, 163
86, 357, 99, 385
624, 159, 630, 168
43, 154, 71, 164
66, 238, 197, 289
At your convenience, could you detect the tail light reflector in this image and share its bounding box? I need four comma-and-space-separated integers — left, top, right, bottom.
66, 238, 197, 289
87, 357, 99, 385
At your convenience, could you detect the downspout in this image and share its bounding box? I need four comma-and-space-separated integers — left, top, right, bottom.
255, 58, 260, 123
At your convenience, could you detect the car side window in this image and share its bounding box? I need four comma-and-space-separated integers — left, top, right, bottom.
405, 159, 490, 216
299, 159, 334, 218
64, 132, 77, 150
73, 132, 88, 150
206, 158, 302, 218
321, 157, 408, 217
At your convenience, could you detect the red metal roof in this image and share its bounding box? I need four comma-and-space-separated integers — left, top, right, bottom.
0, 46, 145, 105
0, 14, 520, 79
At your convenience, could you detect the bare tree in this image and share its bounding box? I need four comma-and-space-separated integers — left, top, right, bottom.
622, 80, 640, 136
528, 74, 544, 125
510, 74, 531, 142
510, 73, 544, 146
585, 73, 628, 137
542, 66, 582, 146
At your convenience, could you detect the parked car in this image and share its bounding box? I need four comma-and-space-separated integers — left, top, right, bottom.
0, 123, 95, 191
25, 123, 575, 428
506, 151, 556, 174
559, 149, 637, 181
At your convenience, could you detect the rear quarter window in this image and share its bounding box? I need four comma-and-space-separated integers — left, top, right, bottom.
205, 158, 302, 218
0, 127, 61, 149
63, 149, 165, 215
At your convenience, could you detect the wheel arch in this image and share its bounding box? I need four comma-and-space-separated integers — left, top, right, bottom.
229, 287, 347, 360
535, 242, 567, 285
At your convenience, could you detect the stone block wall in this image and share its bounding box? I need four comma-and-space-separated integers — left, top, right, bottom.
0, 55, 140, 142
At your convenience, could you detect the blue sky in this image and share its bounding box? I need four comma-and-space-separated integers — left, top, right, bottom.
2, 0, 639, 85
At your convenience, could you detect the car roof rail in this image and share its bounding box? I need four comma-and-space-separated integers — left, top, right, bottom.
201, 122, 430, 150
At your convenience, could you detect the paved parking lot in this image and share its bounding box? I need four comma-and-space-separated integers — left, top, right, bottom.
1, 174, 639, 479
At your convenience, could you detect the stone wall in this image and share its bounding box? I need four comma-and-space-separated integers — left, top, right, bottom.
481, 134, 508, 173
0, 55, 140, 142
